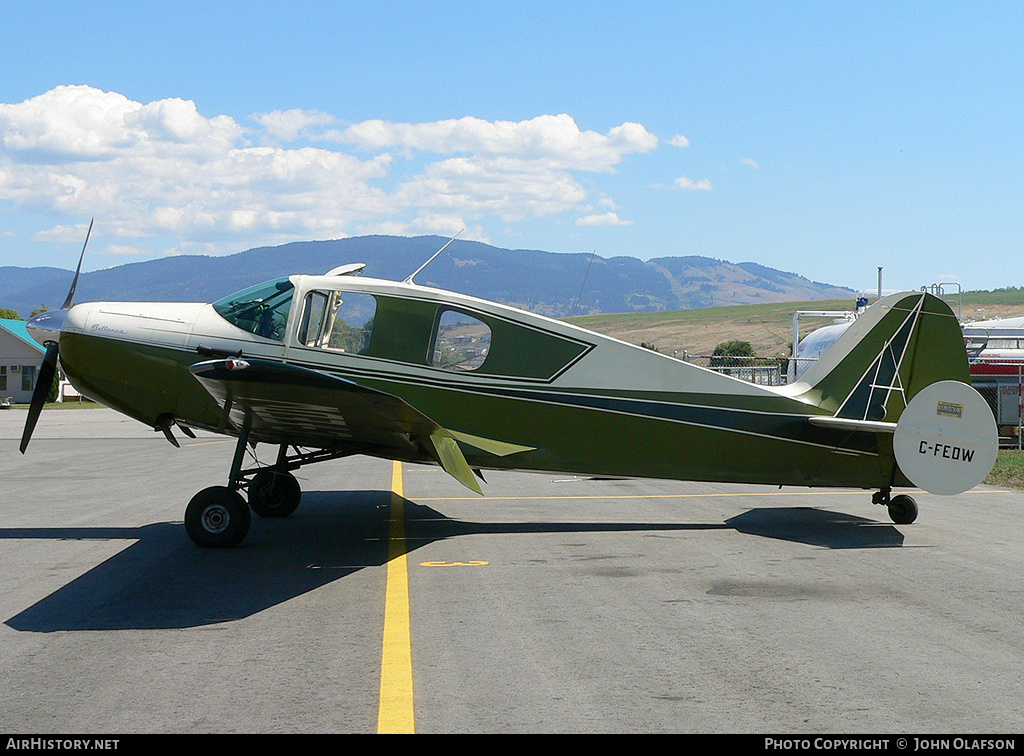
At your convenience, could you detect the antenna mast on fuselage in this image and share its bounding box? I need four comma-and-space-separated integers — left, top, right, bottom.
403, 229, 464, 284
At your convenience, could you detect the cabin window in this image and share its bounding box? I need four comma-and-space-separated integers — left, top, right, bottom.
298, 291, 330, 346
298, 290, 377, 354
213, 278, 295, 341
430, 309, 491, 371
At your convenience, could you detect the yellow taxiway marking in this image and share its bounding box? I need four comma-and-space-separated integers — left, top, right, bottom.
377, 461, 415, 734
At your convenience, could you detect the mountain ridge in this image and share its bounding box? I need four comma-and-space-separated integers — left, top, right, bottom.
1, 235, 853, 319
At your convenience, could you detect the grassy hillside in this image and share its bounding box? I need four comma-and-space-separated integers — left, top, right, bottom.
566, 291, 1024, 357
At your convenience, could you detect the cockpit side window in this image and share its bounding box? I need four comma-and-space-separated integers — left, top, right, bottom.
298, 291, 330, 346
297, 290, 377, 354
213, 279, 294, 341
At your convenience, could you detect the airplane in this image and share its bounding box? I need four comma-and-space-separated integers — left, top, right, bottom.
19, 226, 999, 547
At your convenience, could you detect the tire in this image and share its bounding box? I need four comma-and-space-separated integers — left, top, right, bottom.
184, 486, 251, 547
887, 494, 919, 525
248, 469, 301, 518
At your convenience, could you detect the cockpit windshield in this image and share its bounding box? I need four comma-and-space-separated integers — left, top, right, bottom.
213, 278, 295, 341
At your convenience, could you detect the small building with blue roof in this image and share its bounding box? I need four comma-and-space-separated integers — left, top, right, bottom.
0, 318, 45, 404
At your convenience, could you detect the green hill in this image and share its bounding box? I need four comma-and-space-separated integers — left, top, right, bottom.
566, 291, 1024, 357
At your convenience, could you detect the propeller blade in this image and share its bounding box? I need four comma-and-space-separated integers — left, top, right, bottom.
61, 217, 93, 310
21, 218, 92, 453
20, 342, 59, 454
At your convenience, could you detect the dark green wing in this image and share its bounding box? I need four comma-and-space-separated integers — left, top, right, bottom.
189, 358, 503, 493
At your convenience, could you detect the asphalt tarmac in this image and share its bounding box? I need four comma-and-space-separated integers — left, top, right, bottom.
1, 407, 1023, 734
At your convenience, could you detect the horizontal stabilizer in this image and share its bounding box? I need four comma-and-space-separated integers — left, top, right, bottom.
807, 416, 897, 434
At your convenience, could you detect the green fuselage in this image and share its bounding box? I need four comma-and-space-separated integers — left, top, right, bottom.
55, 283, 901, 492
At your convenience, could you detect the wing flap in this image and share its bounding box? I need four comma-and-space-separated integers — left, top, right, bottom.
425, 433, 483, 495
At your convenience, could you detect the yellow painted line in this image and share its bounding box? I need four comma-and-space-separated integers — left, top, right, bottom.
377, 461, 415, 734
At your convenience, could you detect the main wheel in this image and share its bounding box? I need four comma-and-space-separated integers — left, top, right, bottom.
185, 486, 251, 547
248, 469, 301, 518
887, 494, 919, 525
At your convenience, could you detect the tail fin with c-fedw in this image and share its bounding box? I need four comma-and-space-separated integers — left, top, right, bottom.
794, 291, 997, 495
791, 291, 968, 424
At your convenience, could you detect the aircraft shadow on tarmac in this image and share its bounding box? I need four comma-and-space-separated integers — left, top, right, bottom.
3, 494, 904, 632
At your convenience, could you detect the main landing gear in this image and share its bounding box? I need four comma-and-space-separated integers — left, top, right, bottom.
184, 486, 251, 548
872, 488, 919, 525
183, 427, 329, 548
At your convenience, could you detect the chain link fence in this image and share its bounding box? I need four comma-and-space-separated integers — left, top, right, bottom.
680, 355, 787, 386
970, 360, 1024, 448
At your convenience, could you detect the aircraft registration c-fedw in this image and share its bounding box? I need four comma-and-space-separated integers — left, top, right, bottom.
20, 224, 998, 547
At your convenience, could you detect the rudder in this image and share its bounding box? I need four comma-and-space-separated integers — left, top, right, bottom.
791, 291, 969, 424
792, 292, 996, 496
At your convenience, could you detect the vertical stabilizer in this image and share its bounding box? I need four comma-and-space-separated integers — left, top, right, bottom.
791, 291, 969, 424
793, 292, 996, 496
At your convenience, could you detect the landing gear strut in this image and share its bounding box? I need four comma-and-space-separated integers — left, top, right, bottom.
873, 488, 919, 525
182, 422, 299, 544
183, 428, 359, 547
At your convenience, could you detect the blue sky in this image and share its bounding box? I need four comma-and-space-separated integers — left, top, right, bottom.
1, 1, 1021, 294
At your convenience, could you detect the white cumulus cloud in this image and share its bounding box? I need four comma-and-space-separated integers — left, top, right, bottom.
252, 108, 337, 142
674, 176, 713, 191
575, 212, 632, 227
0, 86, 665, 258
327, 114, 657, 172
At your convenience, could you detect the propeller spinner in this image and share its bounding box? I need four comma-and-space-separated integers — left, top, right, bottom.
19, 218, 93, 454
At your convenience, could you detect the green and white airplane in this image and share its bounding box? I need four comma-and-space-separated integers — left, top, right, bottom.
20, 229, 998, 547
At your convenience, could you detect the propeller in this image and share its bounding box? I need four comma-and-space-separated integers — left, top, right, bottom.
19, 218, 93, 454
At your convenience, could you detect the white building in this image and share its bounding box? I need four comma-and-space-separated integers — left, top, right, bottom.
0, 318, 46, 404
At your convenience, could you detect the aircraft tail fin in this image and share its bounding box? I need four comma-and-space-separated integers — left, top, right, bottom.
794, 291, 998, 495
792, 291, 968, 423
